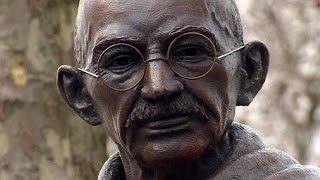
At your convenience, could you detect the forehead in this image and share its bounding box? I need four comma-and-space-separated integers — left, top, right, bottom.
81, 0, 223, 46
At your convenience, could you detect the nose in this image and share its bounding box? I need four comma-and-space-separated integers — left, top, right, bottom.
140, 57, 184, 100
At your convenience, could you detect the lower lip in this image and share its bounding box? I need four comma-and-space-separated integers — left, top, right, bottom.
143, 116, 191, 136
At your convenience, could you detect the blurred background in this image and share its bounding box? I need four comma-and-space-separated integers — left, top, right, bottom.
0, 0, 319, 179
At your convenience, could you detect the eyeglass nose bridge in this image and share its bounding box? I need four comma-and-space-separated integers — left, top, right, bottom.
145, 50, 169, 63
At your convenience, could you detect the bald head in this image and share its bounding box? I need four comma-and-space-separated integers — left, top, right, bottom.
74, 0, 243, 66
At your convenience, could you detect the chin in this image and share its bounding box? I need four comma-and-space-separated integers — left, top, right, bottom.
130, 121, 212, 168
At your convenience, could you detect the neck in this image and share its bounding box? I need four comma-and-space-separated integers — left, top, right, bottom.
117, 131, 233, 180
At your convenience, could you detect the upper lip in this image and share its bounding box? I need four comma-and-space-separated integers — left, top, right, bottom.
131, 111, 207, 128
143, 113, 190, 129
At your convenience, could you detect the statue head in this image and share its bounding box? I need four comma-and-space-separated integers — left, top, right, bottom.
57, 0, 269, 176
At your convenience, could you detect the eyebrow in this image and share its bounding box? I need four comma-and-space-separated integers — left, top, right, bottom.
93, 37, 145, 54
168, 26, 214, 38
91, 37, 145, 65
165, 26, 220, 51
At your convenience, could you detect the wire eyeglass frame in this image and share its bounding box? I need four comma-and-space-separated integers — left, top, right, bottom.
78, 32, 245, 91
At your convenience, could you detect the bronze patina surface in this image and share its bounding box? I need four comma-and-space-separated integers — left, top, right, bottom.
56, 0, 320, 179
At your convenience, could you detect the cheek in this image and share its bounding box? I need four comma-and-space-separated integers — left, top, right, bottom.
91, 84, 119, 140
186, 63, 238, 136
89, 81, 137, 144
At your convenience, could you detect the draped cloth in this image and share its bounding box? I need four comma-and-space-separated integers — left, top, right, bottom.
98, 123, 320, 180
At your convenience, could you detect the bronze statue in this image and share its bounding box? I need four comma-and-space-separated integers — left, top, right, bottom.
56, 0, 320, 179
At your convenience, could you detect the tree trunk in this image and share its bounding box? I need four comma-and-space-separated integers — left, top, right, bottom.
0, 0, 106, 179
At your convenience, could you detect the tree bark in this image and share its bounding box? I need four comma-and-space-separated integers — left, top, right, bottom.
0, 0, 106, 179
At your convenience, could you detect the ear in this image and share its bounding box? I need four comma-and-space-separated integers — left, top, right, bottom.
56, 65, 101, 125
237, 41, 269, 106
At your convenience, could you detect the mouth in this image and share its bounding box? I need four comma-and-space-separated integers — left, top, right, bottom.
145, 114, 189, 129
138, 113, 203, 137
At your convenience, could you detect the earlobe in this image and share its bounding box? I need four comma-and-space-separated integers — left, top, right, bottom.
237, 41, 269, 106
56, 65, 101, 125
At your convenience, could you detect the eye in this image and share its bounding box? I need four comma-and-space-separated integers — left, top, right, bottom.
98, 44, 142, 74
107, 54, 139, 73
171, 45, 214, 64
172, 45, 209, 58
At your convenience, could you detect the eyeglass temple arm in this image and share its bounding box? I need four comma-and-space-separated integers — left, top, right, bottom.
77, 68, 99, 78
217, 45, 245, 60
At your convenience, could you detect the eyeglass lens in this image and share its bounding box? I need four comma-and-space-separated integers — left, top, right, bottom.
167, 32, 216, 79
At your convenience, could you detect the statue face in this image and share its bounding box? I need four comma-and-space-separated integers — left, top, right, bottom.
82, 0, 241, 166
57, 0, 268, 168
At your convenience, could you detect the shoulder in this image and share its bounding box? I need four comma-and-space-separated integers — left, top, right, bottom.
213, 147, 320, 179
212, 148, 295, 179
265, 164, 320, 180
212, 123, 320, 180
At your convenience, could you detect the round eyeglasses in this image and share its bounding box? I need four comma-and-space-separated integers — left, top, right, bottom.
78, 32, 245, 91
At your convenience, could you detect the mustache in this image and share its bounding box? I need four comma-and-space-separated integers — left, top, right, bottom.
126, 93, 213, 127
